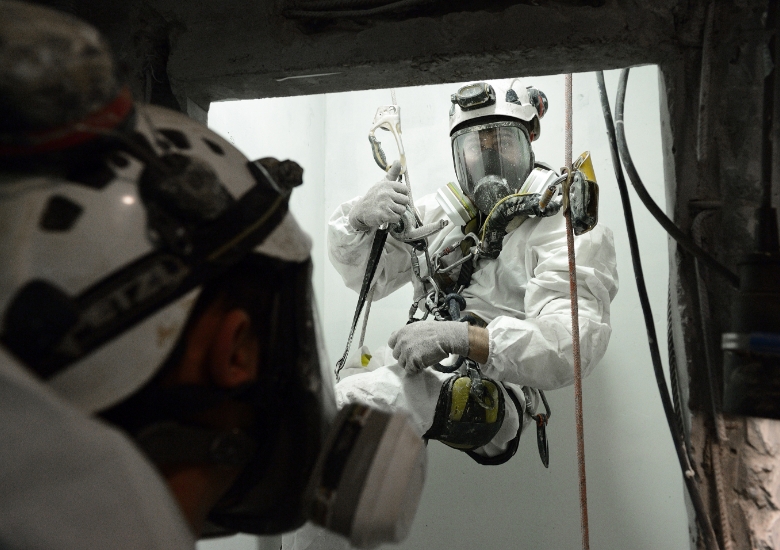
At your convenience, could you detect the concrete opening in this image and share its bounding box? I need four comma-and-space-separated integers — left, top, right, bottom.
199, 66, 691, 550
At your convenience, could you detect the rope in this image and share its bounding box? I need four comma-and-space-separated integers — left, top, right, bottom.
565, 73, 590, 550
565, 75, 573, 172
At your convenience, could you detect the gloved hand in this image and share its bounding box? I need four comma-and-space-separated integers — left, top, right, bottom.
348, 161, 409, 231
388, 321, 470, 374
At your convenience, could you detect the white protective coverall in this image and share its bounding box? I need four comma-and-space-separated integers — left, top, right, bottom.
0, 347, 195, 549
283, 188, 618, 550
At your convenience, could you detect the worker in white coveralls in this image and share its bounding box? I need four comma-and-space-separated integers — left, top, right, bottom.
283, 81, 619, 549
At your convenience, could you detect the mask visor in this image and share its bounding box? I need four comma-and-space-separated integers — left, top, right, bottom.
451, 121, 533, 213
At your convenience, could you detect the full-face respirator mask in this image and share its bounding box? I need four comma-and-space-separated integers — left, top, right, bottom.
437, 81, 598, 260
447, 81, 547, 217
451, 120, 535, 215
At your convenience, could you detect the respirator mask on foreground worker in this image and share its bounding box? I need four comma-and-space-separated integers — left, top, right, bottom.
197, 259, 427, 546
0, 102, 425, 548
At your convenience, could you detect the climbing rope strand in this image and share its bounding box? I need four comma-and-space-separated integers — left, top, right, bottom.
565, 73, 590, 550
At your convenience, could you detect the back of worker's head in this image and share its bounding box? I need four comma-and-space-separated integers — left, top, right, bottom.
0, 83, 334, 531
99, 252, 325, 534
0, 0, 322, 530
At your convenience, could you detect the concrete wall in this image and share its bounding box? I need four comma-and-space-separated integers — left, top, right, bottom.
202, 65, 690, 550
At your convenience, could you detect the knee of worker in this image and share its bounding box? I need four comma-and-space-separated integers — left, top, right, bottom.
466, 385, 520, 457
451, 383, 543, 458
335, 360, 452, 436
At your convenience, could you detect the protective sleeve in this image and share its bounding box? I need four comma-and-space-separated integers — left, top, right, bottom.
0, 349, 195, 549
482, 216, 619, 390
328, 195, 437, 301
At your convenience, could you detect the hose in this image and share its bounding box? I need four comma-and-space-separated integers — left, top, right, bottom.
596, 71, 721, 550
692, 211, 734, 549
613, 69, 739, 288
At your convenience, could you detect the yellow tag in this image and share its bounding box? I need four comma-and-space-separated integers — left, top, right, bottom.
573, 150, 597, 183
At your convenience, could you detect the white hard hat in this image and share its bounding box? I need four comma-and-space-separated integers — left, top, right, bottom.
448, 80, 548, 141
0, 104, 312, 413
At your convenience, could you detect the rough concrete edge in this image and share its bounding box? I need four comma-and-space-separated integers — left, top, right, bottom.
658, 53, 710, 549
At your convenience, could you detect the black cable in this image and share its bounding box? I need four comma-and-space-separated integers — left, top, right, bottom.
757, 0, 780, 254
761, 0, 777, 212
667, 290, 686, 442
285, 0, 435, 18
612, 69, 739, 288
596, 71, 721, 550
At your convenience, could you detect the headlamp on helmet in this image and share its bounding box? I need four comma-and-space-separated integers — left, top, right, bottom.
450, 83, 496, 111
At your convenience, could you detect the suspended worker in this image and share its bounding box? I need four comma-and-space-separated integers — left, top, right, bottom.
329, 79, 618, 455
0, 2, 426, 547
286, 79, 619, 550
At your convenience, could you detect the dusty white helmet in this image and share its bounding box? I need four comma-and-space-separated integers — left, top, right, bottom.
448, 80, 548, 215
0, 104, 312, 413
448, 80, 547, 140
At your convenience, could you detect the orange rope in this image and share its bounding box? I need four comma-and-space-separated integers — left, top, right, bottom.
565, 72, 590, 550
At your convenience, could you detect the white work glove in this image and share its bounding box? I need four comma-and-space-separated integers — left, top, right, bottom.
388, 321, 470, 374
348, 161, 409, 231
